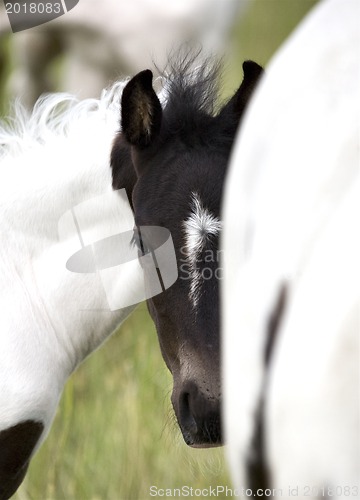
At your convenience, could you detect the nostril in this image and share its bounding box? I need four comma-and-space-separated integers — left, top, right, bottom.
177, 384, 222, 447
179, 391, 198, 439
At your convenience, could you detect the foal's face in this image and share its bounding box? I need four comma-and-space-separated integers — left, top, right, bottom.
133, 147, 224, 447
111, 58, 262, 447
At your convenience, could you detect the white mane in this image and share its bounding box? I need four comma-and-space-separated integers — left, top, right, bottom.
0, 80, 136, 226
0, 78, 168, 206
0, 81, 127, 160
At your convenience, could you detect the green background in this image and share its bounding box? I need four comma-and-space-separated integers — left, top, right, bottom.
0, 1, 318, 498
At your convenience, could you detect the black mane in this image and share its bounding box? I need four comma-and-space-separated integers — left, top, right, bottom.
159, 50, 238, 150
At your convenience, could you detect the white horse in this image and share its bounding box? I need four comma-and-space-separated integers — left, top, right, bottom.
222, 0, 359, 497
0, 80, 171, 498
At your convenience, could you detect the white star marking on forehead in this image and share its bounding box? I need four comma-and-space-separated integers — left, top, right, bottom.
183, 192, 222, 309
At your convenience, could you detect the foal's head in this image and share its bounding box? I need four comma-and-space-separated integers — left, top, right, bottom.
111, 54, 262, 447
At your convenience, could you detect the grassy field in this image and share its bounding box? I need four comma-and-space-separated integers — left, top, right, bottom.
1, 1, 319, 499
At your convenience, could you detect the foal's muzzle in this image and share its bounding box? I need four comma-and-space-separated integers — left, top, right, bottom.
176, 382, 222, 448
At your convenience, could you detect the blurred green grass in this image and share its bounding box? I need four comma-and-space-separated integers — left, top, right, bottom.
1, 1, 318, 499
224, 0, 318, 97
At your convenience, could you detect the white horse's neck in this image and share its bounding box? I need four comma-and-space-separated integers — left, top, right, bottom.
0, 83, 136, 434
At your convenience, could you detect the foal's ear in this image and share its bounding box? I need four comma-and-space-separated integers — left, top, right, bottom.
121, 69, 162, 148
219, 60, 263, 121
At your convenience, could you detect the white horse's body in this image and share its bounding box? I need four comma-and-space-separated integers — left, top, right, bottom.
222, 0, 359, 496
0, 82, 138, 455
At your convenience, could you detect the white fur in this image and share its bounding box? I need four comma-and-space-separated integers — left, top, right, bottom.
222, 0, 359, 496
183, 192, 222, 308
0, 81, 141, 456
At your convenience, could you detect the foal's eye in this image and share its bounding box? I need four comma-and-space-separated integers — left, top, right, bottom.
131, 226, 151, 255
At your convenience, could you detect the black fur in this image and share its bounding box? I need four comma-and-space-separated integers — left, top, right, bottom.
246, 284, 288, 496
121, 69, 162, 148
0, 420, 44, 500
111, 52, 263, 200
111, 50, 263, 448
222, 60, 263, 117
